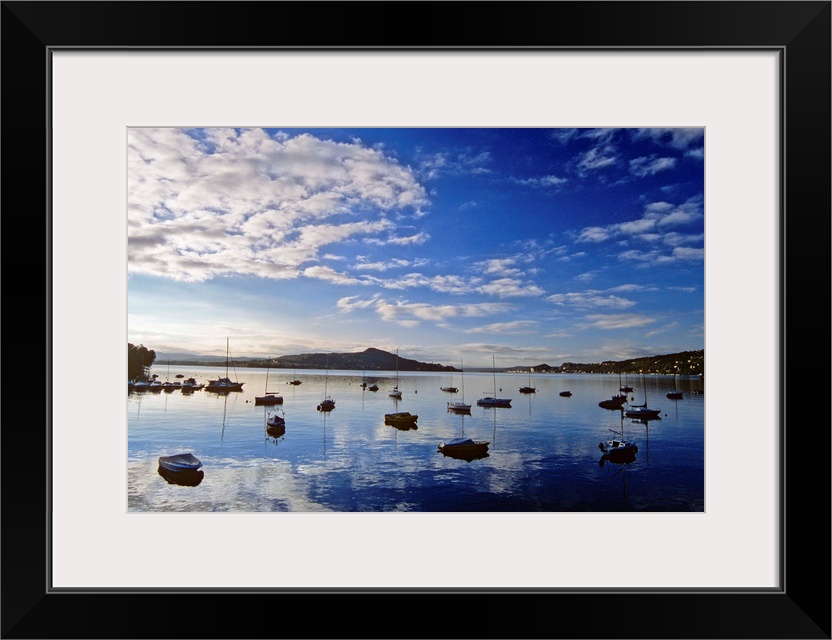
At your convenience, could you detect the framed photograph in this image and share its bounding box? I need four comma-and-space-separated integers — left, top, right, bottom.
4, 1, 829, 638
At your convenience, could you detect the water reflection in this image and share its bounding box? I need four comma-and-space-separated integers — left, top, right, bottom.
157, 465, 204, 486
129, 369, 705, 512
439, 447, 490, 462
598, 450, 635, 511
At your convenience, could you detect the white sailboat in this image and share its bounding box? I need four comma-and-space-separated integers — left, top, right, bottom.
447, 359, 472, 413
599, 408, 639, 460
205, 337, 245, 392
388, 349, 403, 398
519, 366, 536, 394
255, 357, 283, 405
624, 372, 661, 419
477, 355, 512, 407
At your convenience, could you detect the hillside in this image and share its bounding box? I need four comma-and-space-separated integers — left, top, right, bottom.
168, 347, 457, 372
547, 349, 704, 376
163, 347, 703, 375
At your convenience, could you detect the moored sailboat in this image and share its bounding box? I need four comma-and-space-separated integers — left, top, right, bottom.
477, 355, 512, 407
447, 359, 472, 413
317, 356, 335, 411
388, 349, 403, 398
205, 338, 245, 392
254, 357, 283, 405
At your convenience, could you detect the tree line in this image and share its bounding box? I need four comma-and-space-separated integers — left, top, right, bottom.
128, 343, 157, 380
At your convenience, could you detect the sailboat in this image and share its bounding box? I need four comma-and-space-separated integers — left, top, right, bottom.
599, 371, 628, 409
255, 357, 283, 405
447, 359, 472, 413
205, 338, 245, 392
519, 366, 536, 394
317, 356, 335, 411
287, 368, 302, 385
619, 372, 634, 393
666, 370, 684, 399
440, 367, 458, 393
162, 361, 177, 392
477, 355, 512, 407
267, 408, 286, 432
439, 412, 489, 460
599, 408, 639, 460
624, 372, 661, 419
388, 349, 403, 398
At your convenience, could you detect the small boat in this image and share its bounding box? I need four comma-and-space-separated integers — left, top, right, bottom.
599, 394, 627, 409
666, 373, 683, 399
181, 377, 203, 392
384, 411, 418, 426
317, 357, 335, 411
158, 466, 204, 486
175, 373, 185, 379
367, 383, 379, 392
624, 405, 662, 419
447, 359, 472, 413
599, 410, 638, 460
255, 357, 283, 405
518, 367, 536, 394
438, 437, 490, 456
389, 349, 403, 398
559, 391, 572, 397
619, 372, 634, 393
624, 372, 661, 419
477, 355, 512, 407
287, 368, 302, 385
440, 369, 458, 393
205, 338, 245, 392
267, 411, 286, 429
158, 452, 203, 472
599, 372, 627, 409
599, 437, 638, 458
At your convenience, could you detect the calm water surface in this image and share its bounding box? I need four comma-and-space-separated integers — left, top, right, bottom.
128, 368, 704, 512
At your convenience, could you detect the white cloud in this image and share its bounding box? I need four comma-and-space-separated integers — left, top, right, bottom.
547, 292, 636, 310
302, 265, 361, 284
128, 128, 430, 282
575, 144, 618, 175
632, 128, 704, 150
475, 278, 545, 298
629, 155, 676, 177
465, 321, 540, 334
373, 299, 511, 327
582, 314, 656, 329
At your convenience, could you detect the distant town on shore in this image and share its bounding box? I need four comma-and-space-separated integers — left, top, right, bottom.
133, 345, 704, 377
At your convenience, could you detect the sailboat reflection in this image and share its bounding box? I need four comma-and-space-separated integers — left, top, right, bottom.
157, 465, 204, 486
599, 449, 634, 511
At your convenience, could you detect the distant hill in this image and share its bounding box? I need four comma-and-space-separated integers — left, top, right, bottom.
551, 349, 704, 376
166, 347, 457, 372
162, 347, 703, 375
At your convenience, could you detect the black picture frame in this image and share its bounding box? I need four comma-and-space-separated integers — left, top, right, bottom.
3, 2, 829, 638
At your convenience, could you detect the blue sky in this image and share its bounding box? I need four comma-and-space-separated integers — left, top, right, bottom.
127, 127, 704, 368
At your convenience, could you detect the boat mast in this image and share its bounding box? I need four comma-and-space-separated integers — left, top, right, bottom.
493, 355, 496, 394
265, 357, 270, 394
225, 337, 229, 379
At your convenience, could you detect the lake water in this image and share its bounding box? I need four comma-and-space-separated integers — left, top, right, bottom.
128, 367, 704, 512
